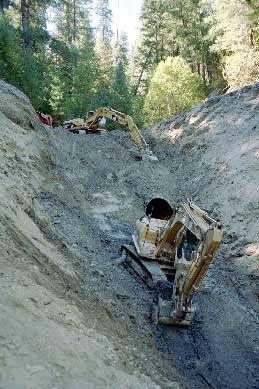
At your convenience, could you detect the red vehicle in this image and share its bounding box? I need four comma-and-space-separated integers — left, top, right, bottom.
36, 111, 53, 128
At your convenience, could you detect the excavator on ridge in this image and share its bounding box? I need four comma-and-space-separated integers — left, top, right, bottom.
118, 198, 223, 326
63, 107, 157, 160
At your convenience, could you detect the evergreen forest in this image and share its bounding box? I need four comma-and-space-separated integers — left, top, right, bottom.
1, 0, 259, 126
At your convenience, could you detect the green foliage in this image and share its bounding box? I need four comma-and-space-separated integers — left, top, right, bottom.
131, 0, 172, 95
21, 52, 52, 111
94, 0, 114, 109
131, 95, 145, 127
246, 0, 259, 18
96, 0, 113, 43
245, 0, 259, 44
132, 0, 218, 96
1, 0, 259, 128
0, 17, 23, 87
0, 15, 52, 112
61, 37, 101, 119
56, 0, 93, 44
111, 33, 132, 114
211, 0, 259, 90
168, 0, 220, 86
143, 56, 205, 124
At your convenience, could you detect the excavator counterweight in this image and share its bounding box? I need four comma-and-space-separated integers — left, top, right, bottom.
119, 198, 223, 326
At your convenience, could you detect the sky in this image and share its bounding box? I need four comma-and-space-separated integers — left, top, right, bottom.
108, 0, 143, 46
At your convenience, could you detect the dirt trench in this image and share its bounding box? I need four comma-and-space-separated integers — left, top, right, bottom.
1, 80, 259, 388
40, 83, 259, 389
0, 81, 181, 388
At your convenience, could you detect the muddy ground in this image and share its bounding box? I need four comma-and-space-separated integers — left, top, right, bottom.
0, 80, 259, 388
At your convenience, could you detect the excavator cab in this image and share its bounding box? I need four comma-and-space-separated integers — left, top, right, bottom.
85, 111, 106, 129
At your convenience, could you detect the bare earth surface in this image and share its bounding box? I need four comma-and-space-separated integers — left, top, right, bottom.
0, 80, 258, 388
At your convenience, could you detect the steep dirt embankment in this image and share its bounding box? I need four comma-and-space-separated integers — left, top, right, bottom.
0, 81, 178, 388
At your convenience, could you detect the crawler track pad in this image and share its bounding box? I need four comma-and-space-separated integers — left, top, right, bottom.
121, 244, 167, 289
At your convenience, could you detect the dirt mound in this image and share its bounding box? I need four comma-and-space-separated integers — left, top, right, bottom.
0, 80, 41, 131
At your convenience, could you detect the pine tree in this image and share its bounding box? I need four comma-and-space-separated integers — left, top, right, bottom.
210, 0, 259, 89
94, 0, 113, 106
50, 0, 97, 120
131, 0, 216, 96
132, 0, 172, 95
0, 1, 54, 111
20, 0, 53, 51
56, 0, 93, 45
112, 32, 132, 113
95, 0, 112, 44
245, 0, 259, 45
0, 16, 23, 87
61, 26, 101, 118
166, 0, 217, 84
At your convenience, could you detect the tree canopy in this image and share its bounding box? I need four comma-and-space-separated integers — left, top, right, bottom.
143, 56, 205, 123
0, 0, 258, 126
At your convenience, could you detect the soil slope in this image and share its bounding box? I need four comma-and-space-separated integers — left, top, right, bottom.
0, 81, 179, 388
0, 80, 258, 388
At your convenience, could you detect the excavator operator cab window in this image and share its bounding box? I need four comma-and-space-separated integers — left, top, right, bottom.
85, 111, 94, 120
177, 229, 199, 261
145, 198, 174, 221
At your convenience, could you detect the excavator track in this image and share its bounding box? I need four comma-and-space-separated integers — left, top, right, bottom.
120, 244, 168, 289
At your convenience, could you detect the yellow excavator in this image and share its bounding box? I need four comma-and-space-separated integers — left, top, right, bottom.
118, 198, 223, 326
64, 107, 157, 160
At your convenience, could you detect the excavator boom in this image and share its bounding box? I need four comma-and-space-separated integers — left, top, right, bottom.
83, 107, 148, 151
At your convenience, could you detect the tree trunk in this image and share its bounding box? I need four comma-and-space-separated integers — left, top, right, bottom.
202, 62, 206, 83
21, 0, 30, 50
73, 0, 76, 41
207, 63, 213, 84
134, 47, 153, 96
65, 1, 72, 43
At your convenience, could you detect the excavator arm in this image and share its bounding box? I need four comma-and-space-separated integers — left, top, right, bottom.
84, 107, 148, 152
65, 107, 149, 153
156, 200, 223, 325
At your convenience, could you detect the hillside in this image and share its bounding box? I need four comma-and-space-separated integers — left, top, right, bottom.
0, 80, 258, 388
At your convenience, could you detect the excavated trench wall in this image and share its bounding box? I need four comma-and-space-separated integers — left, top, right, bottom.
0, 80, 258, 388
